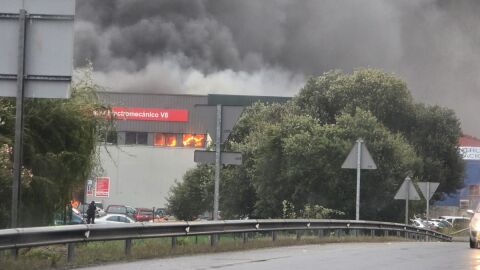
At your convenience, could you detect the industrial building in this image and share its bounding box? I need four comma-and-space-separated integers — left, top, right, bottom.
85, 92, 288, 209
85, 91, 479, 216
432, 135, 480, 216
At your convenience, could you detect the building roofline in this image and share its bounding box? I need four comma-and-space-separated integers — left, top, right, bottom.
459, 134, 480, 147
96, 91, 207, 98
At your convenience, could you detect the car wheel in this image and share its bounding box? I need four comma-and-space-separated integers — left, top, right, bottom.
470, 238, 476, 248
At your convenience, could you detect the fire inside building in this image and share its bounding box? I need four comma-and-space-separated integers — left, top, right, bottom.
84, 92, 289, 209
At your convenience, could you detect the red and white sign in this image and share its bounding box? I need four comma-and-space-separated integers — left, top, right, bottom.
460, 147, 480, 160
86, 184, 93, 196
95, 177, 110, 197
112, 107, 189, 122
86, 179, 94, 196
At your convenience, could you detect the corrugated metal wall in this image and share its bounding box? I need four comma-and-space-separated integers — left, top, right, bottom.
90, 145, 197, 208
98, 92, 209, 133
91, 92, 291, 210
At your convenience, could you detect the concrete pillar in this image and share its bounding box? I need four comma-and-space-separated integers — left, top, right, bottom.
172, 236, 177, 248
125, 239, 132, 256
272, 231, 277, 242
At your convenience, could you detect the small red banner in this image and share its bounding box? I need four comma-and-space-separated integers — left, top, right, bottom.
112, 107, 189, 122
95, 177, 110, 198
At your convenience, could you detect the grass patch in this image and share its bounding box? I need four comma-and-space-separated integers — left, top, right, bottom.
438, 226, 469, 237
0, 230, 415, 270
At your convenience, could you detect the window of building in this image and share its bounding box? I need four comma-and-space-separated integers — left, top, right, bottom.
182, 134, 206, 148
125, 132, 136, 145
460, 200, 470, 209
137, 133, 148, 145
154, 133, 177, 147
469, 185, 480, 196
125, 132, 148, 145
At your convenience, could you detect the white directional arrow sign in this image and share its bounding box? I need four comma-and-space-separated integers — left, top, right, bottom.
341, 142, 377, 170
417, 182, 439, 200
417, 182, 440, 219
394, 179, 421, 200
394, 176, 420, 225
341, 139, 377, 221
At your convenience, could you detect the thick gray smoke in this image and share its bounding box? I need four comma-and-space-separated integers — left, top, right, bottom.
75, 0, 480, 137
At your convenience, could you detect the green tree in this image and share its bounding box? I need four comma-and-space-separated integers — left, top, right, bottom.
294, 68, 463, 196
233, 105, 420, 220
168, 68, 463, 222
0, 67, 109, 228
167, 164, 214, 221
408, 104, 464, 196
295, 69, 416, 133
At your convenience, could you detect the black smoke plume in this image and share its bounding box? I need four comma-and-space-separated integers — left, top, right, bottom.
75, 0, 480, 136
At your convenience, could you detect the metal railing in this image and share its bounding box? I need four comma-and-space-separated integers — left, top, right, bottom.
0, 219, 452, 262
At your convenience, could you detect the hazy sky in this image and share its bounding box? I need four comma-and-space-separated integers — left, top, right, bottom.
74, 0, 480, 137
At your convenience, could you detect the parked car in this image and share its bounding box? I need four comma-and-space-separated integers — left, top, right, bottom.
151, 208, 170, 222
94, 214, 136, 224
429, 218, 452, 229
105, 205, 137, 219
134, 208, 154, 222
411, 218, 429, 229
439, 215, 470, 228
54, 211, 86, 225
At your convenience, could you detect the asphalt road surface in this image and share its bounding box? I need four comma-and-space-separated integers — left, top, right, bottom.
80, 241, 478, 270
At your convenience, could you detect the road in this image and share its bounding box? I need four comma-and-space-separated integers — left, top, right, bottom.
80, 242, 478, 270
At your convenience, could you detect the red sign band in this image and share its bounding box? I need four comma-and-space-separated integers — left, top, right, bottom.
112, 107, 189, 122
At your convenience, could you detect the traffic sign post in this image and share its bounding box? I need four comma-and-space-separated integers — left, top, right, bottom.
1, 0, 75, 228
214, 104, 222, 221
194, 150, 242, 165
417, 182, 440, 220
394, 176, 421, 225
341, 138, 377, 220
195, 104, 244, 220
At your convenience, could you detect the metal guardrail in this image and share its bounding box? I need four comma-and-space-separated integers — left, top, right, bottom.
0, 219, 452, 262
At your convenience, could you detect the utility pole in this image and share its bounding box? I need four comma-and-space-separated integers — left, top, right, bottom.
11, 9, 27, 228
213, 104, 222, 220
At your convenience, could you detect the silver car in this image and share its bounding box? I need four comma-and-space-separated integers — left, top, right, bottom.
94, 214, 135, 224
468, 209, 480, 248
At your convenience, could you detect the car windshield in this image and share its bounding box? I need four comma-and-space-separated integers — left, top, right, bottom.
155, 209, 166, 216
107, 206, 126, 213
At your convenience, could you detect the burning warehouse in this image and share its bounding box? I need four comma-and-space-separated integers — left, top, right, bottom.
85, 92, 289, 209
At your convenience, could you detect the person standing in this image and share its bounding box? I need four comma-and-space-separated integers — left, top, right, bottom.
86, 201, 96, 224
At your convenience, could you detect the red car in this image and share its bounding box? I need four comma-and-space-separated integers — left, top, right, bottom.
133, 208, 154, 222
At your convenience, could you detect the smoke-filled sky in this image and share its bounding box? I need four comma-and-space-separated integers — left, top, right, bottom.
75, 0, 480, 137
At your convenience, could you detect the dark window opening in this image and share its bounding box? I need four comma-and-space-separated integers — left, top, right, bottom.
125, 132, 137, 145
469, 185, 480, 196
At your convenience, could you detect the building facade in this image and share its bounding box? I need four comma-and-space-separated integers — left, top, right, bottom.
432, 135, 480, 216
85, 92, 289, 209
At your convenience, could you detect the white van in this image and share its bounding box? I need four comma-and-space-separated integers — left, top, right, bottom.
439, 215, 470, 227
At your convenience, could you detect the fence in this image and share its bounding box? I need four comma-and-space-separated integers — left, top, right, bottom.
0, 219, 452, 263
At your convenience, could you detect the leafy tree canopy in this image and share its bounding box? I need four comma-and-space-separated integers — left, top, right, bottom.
0, 67, 110, 228
168, 68, 463, 222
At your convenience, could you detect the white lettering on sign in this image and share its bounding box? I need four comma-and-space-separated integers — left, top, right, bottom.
459, 147, 480, 160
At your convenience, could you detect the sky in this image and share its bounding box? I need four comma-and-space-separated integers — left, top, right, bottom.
74, 0, 480, 137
